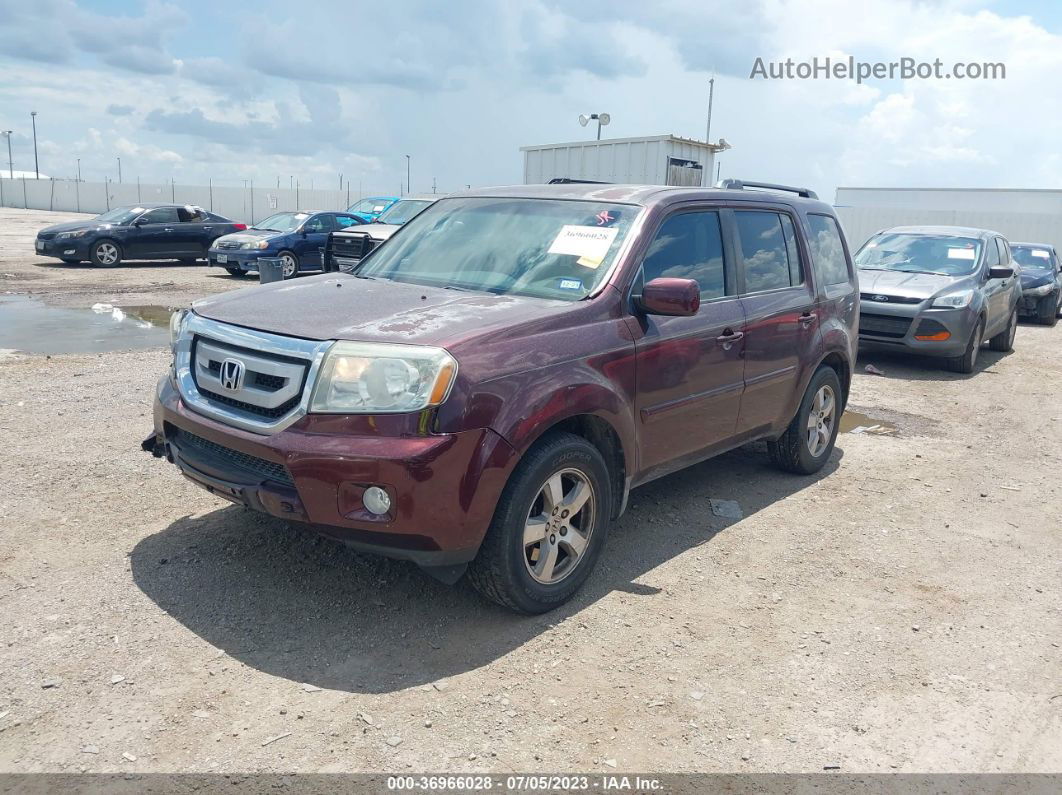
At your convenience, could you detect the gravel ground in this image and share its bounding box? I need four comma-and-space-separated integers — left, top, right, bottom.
1, 207, 1060, 774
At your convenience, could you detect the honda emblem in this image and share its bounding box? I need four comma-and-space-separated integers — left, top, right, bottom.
219, 358, 245, 391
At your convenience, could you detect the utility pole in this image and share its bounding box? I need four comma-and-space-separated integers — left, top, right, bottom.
30, 111, 39, 178
76, 158, 81, 182
405, 155, 411, 196
117, 156, 122, 183
432, 176, 436, 195
2, 131, 12, 178
705, 77, 715, 143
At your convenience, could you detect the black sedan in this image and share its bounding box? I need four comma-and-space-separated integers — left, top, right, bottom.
34, 204, 248, 267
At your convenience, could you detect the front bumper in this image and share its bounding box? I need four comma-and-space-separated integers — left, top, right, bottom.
858, 300, 978, 357
1019, 284, 1057, 314
35, 237, 91, 259
207, 249, 268, 271
145, 376, 517, 567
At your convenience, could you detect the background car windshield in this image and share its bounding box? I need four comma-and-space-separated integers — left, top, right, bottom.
253, 213, 305, 232
1010, 245, 1054, 269
855, 233, 982, 276
95, 207, 142, 224
357, 197, 637, 300
377, 200, 431, 225
348, 198, 389, 214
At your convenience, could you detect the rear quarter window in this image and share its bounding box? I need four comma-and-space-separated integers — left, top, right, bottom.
806, 214, 851, 287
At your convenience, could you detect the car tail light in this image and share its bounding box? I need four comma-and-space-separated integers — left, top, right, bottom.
233, 223, 248, 231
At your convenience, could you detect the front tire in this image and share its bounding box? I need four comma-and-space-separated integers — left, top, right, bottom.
278, 251, 298, 279
1037, 293, 1059, 326
89, 239, 121, 267
225, 267, 246, 277
467, 432, 612, 614
945, 317, 984, 374
768, 366, 842, 475
989, 307, 1017, 351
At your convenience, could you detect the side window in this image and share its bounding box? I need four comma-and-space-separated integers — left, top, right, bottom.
640, 211, 727, 300
304, 214, 334, 233
335, 214, 359, 229
806, 214, 851, 286
139, 207, 179, 224
984, 238, 1000, 268
734, 210, 802, 292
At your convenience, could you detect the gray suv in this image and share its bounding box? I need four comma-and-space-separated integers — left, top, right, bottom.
854, 225, 1020, 373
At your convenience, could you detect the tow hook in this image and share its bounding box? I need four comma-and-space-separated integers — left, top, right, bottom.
141, 433, 166, 458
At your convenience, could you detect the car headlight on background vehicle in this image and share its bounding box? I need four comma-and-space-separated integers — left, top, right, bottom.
241, 240, 270, 250
56, 229, 89, 240
169, 308, 188, 351
309, 342, 458, 414
931, 290, 975, 309
1024, 283, 1055, 297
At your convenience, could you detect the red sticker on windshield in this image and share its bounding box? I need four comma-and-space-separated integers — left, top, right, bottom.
596, 210, 615, 226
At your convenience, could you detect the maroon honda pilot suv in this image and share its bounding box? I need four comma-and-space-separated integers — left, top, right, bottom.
144, 181, 858, 613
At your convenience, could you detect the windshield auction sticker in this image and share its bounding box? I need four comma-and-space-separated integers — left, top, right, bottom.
548, 225, 619, 268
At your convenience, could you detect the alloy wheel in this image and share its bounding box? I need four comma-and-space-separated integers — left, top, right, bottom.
805, 384, 836, 457
522, 467, 596, 585
95, 243, 118, 265
280, 254, 297, 278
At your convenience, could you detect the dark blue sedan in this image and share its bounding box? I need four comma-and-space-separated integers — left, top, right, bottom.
207, 211, 363, 278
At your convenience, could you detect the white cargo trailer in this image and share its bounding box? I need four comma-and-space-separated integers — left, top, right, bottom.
521, 135, 726, 187
835, 186, 1062, 252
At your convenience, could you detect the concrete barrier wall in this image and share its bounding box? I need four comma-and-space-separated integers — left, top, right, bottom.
0, 178, 377, 224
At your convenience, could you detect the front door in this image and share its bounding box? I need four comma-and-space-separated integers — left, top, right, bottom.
729, 208, 819, 435
297, 214, 334, 268
127, 206, 181, 257
630, 208, 746, 478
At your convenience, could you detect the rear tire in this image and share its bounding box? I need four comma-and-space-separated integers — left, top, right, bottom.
225, 267, 246, 277
989, 307, 1017, 351
467, 432, 612, 614
1037, 293, 1059, 326
89, 239, 121, 267
945, 318, 984, 374
768, 366, 842, 475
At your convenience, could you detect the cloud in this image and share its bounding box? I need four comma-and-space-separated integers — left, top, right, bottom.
107, 104, 136, 116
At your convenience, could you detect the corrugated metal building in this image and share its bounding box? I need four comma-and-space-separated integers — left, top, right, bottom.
834, 187, 1062, 252
521, 135, 726, 187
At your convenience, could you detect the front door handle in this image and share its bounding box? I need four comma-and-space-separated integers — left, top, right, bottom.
163, 228, 174, 232
799, 312, 817, 326
716, 329, 744, 349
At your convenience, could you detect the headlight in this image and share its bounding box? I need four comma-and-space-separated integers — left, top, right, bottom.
241, 240, 270, 250
309, 342, 457, 414
931, 290, 974, 309
56, 229, 88, 240
169, 308, 188, 351
1025, 283, 1054, 297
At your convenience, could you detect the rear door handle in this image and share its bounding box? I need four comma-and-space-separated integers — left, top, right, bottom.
163, 228, 174, 232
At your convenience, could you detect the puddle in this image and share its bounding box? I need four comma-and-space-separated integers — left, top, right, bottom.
840, 410, 898, 435
0, 295, 172, 354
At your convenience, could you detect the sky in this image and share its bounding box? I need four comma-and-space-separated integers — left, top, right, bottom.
0, 0, 1060, 201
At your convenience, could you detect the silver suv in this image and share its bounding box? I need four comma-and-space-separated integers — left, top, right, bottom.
854, 225, 1020, 373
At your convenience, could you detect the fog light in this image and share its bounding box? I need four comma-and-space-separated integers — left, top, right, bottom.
363, 486, 391, 516
64, 249, 76, 255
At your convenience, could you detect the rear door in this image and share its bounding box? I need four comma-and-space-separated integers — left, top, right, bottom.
170, 207, 210, 257
127, 206, 180, 257
981, 237, 1007, 333
630, 207, 746, 477
730, 207, 819, 436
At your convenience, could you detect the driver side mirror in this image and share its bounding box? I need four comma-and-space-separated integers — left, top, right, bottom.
988, 266, 1014, 279
133, 217, 146, 226
636, 277, 701, 317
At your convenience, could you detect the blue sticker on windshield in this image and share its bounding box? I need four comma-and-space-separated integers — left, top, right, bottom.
557, 278, 583, 291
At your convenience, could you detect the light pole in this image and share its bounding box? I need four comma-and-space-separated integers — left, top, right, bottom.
30, 111, 39, 178
578, 113, 611, 140
405, 155, 411, 196
2, 131, 12, 178
117, 156, 122, 183
705, 77, 715, 143
76, 158, 81, 182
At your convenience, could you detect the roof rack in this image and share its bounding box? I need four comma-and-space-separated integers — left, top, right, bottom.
717, 178, 818, 200
547, 178, 611, 184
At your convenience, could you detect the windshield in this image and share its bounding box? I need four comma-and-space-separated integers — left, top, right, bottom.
855, 233, 982, 276
347, 198, 392, 215
376, 199, 431, 226
1011, 245, 1055, 270
357, 197, 639, 301
251, 212, 307, 233
95, 207, 143, 225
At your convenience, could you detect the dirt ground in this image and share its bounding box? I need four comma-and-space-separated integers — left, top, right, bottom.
1, 207, 1060, 775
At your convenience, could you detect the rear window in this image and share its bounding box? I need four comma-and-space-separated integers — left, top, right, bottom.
806, 214, 851, 286
734, 210, 804, 292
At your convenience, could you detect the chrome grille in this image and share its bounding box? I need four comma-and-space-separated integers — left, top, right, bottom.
216, 240, 242, 250
192, 337, 307, 419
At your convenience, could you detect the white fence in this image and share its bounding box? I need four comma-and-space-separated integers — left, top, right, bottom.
0, 177, 374, 224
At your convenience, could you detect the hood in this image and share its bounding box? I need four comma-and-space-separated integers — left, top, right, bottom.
335, 223, 401, 242
214, 230, 279, 244
38, 220, 103, 235
191, 273, 578, 347
1019, 267, 1053, 288
858, 268, 967, 301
